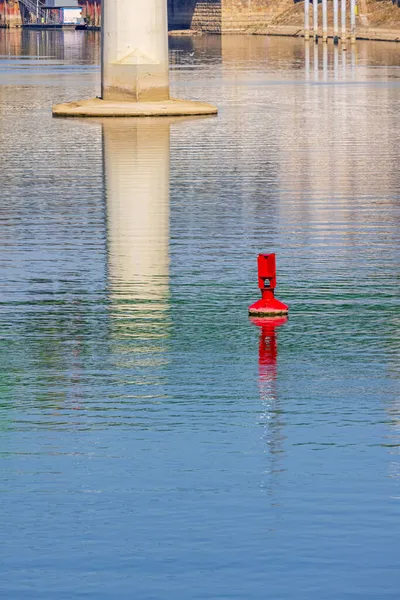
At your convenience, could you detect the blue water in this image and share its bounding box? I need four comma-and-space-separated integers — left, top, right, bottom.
0, 29, 399, 599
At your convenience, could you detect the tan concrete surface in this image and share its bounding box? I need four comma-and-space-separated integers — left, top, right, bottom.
52, 97, 218, 118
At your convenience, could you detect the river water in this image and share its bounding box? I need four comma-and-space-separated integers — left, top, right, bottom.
0, 29, 399, 599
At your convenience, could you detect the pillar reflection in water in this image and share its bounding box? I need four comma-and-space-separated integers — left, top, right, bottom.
323, 42, 328, 82
342, 47, 347, 78
334, 44, 339, 81
305, 41, 310, 81
250, 316, 288, 497
313, 42, 319, 82
103, 118, 171, 337
351, 44, 357, 79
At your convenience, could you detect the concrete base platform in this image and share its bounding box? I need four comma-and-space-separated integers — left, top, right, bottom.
52, 97, 217, 118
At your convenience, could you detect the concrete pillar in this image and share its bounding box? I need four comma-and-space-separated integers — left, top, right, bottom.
53, 0, 217, 116
304, 0, 310, 41
341, 0, 347, 49
333, 0, 339, 42
350, 0, 356, 43
101, 0, 170, 102
103, 118, 170, 317
322, 0, 328, 42
313, 0, 318, 41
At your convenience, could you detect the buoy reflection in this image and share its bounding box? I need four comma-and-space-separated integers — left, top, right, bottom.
250, 315, 288, 498
250, 315, 287, 378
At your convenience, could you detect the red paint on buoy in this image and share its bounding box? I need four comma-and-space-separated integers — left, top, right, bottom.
248, 253, 289, 316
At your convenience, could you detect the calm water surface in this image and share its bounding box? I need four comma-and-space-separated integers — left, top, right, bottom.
0, 30, 399, 599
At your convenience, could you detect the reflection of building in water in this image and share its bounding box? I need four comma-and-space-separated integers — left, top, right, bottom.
0, 28, 100, 62
103, 119, 171, 336
221, 34, 304, 68
250, 316, 287, 499
273, 40, 400, 242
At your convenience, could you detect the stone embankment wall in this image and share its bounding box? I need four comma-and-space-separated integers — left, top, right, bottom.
168, 0, 221, 32
168, 0, 295, 32
168, 0, 400, 40
191, 1, 222, 32
221, 0, 293, 33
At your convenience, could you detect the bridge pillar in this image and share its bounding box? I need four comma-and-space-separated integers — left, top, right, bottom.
52, 0, 217, 117
102, 0, 169, 102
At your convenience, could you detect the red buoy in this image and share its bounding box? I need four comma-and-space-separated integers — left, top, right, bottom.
248, 253, 289, 316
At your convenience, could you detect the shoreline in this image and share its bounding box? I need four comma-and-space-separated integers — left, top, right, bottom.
169, 25, 400, 43
1, 24, 399, 43
250, 24, 400, 42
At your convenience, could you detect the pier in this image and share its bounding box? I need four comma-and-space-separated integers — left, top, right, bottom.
52, 0, 217, 116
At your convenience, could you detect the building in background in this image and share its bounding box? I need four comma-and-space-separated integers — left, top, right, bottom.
78, 0, 100, 28
0, 0, 82, 27
47, 0, 82, 24
0, 0, 22, 27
